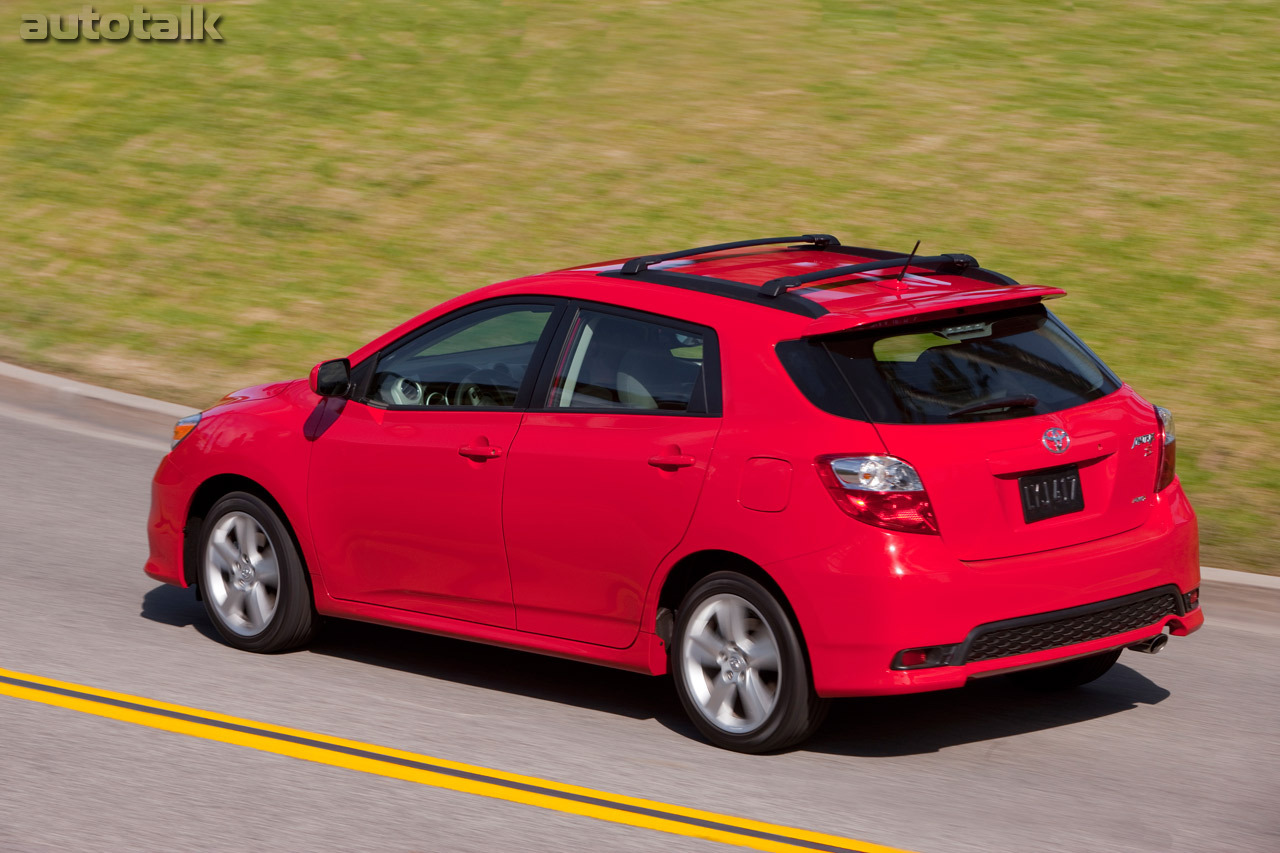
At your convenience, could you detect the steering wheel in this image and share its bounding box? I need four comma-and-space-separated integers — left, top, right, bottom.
452, 369, 516, 407
378, 373, 425, 407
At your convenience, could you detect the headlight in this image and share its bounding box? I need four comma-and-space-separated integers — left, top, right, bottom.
171, 413, 202, 449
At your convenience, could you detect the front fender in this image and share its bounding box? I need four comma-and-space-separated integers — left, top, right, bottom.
166, 381, 323, 579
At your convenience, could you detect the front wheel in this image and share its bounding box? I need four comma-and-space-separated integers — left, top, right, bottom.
671, 572, 828, 753
197, 492, 316, 653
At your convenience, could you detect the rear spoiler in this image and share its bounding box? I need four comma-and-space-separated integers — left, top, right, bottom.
800, 287, 1066, 337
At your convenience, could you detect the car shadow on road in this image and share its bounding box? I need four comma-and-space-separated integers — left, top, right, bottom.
305, 617, 697, 729
140, 584, 1168, 753
802, 663, 1170, 757
140, 583, 691, 726
139, 584, 223, 643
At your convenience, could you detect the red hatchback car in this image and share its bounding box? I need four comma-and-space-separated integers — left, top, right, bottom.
146, 235, 1202, 752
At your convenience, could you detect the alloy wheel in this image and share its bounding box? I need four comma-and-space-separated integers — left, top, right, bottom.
680, 593, 781, 734
203, 510, 281, 636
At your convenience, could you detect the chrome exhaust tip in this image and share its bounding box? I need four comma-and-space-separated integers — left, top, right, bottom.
1128, 634, 1168, 654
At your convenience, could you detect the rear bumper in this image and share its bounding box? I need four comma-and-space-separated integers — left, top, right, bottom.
771, 484, 1201, 697
872, 587, 1202, 693
848, 609, 1201, 695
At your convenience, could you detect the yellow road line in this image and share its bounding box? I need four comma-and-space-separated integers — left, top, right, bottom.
0, 667, 916, 853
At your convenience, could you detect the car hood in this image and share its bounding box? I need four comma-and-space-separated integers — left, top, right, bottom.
205, 379, 301, 412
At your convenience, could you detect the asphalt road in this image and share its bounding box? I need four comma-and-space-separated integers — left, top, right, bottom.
0, 385, 1277, 853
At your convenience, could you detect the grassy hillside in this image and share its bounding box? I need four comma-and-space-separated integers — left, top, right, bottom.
1, 0, 1276, 572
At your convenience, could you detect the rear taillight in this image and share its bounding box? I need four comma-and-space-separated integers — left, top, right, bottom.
816, 454, 939, 534
1155, 406, 1176, 491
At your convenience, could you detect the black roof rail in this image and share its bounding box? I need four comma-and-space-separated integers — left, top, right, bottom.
598, 269, 828, 318
618, 234, 840, 275
825, 244, 913, 261
760, 253, 995, 298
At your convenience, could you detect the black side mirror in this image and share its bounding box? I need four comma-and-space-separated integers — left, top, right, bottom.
309, 359, 351, 398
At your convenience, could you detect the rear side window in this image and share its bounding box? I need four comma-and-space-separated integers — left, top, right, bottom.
547, 309, 710, 413
779, 307, 1120, 424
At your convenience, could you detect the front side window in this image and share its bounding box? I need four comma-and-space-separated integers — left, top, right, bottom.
547, 309, 709, 413
368, 303, 555, 408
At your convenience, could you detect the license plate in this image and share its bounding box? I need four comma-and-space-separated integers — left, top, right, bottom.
1019, 465, 1084, 523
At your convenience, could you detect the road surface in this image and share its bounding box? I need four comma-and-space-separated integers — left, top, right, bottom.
0, 380, 1276, 853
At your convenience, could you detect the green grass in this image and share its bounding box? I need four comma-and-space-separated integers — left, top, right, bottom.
1, 0, 1276, 572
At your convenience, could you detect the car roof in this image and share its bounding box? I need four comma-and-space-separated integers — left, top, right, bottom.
348, 235, 1069, 365
558, 235, 1065, 336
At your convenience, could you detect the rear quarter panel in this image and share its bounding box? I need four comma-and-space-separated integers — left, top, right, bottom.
637, 315, 907, 639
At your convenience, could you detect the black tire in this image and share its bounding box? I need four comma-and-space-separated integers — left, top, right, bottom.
196, 491, 315, 653
671, 571, 828, 753
1008, 649, 1122, 691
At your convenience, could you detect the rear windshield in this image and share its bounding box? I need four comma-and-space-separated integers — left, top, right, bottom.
777, 307, 1120, 425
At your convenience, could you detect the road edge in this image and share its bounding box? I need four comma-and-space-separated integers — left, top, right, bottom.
2, 359, 1276, 588
0, 360, 192, 419
1200, 566, 1280, 590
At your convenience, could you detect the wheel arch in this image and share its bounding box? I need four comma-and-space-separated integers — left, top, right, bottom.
184, 474, 312, 595
655, 550, 811, 659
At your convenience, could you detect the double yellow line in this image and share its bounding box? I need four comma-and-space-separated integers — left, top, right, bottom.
0, 667, 914, 853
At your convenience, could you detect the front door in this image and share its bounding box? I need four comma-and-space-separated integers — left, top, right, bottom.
503, 306, 721, 647
308, 300, 561, 627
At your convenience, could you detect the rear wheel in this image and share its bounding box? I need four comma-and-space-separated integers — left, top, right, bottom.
1008, 649, 1122, 690
198, 492, 315, 653
671, 572, 828, 753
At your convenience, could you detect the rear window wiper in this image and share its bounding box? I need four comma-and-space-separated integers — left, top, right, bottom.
947, 394, 1039, 418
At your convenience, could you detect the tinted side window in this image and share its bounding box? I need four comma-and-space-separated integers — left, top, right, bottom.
547, 309, 707, 412
369, 304, 555, 409
775, 339, 865, 420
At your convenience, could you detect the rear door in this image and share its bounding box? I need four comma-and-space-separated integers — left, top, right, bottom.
821, 307, 1160, 560
502, 305, 721, 647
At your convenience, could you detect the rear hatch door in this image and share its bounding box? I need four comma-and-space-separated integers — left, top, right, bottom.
876, 390, 1159, 559
818, 305, 1161, 560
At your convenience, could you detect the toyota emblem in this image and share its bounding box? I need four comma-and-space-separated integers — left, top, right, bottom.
1042, 427, 1070, 454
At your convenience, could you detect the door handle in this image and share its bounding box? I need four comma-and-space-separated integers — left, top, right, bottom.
648, 453, 696, 470
459, 444, 503, 461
